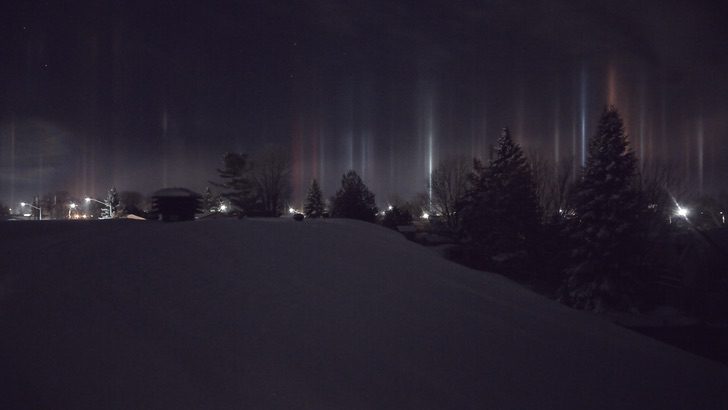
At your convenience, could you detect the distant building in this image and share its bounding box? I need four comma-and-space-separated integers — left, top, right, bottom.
151, 188, 202, 222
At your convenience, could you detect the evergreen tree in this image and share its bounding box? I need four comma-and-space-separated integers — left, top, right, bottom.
202, 187, 219, 213
212, 152, 255, 213
106, 187, 119, 218
330, 170, 378, 222
458, 128, 542, 271
562, 106, 641, 311
304, 179, 325, 218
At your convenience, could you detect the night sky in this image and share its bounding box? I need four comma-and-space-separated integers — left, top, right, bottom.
2, 0, 727, 207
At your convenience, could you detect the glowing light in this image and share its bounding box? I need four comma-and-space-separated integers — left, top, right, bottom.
579, 64, 588, 166
638, 77, 646, 164
219, 204, 228, 212
21, 201, 42, 220
607, 62, 617, 106
70, 203, 77, 209
421, 212, 429, 220
554, 92, 560, 165
697, 115, 704, 194
675, 207, 689, 218
289, 207, 296, 214
387, 205, 393, 211
426, 96, 435, 210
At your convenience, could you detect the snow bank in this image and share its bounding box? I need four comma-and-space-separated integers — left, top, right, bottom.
0, 219, 726, 409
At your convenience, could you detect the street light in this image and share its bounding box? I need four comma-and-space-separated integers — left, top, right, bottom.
675, 206, 689, 218
69, 203, 77, 219
85, 197, 112, 219
20, 202, 42, 221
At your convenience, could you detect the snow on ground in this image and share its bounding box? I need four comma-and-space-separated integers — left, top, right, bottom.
0, 218, 726, 409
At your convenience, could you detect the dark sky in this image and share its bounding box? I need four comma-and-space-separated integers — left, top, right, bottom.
2, 0, 727, 207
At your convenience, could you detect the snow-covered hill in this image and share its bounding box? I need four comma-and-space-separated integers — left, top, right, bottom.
1, 219, 726, 409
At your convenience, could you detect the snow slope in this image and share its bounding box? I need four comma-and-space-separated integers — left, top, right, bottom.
1, 219, 726, 409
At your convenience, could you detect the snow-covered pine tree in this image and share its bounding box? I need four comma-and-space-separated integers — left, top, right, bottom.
304, 179, 325, 218
330, 170, 378, 222
106, 187, 119, 218
458, 128, 542, 271
202, 187, 217, 213
562, 106, 641, 311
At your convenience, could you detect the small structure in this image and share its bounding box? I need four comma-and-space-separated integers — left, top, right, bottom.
151, 188, 202, 222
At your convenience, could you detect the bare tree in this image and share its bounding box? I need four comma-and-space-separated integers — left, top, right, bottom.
527, 149, 552, 214
251, 144, 291, 216
430, 156, 470, 230
638, 158, 694, 210
528, 150, 574, 220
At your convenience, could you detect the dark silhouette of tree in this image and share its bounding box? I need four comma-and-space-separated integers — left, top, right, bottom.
212, 152, 255, 213
459, 128, 542, 272
430, 156, 470, 231
381, 206, 413, 229
251, 144, 291, 217
330, 170, 378, 222
304, 179, 325, 218
529, 151, 576, 221
0, 201, 9, 218
561, 107, 642, 311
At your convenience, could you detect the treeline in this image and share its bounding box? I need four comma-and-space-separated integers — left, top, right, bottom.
210, 105, 723, 315
424, 106, 727, 315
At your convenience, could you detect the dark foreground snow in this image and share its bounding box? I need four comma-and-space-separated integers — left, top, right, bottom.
1, 219, 726, 409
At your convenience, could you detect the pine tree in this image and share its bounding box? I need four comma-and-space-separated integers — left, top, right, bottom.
304, 179, 325, 218
330, 170, 378, 222
458, 128, 542, 271
202, 187, 218, 213
106, 187, 119, 218
212, 152, 255, 213
562, 106, 641, 311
